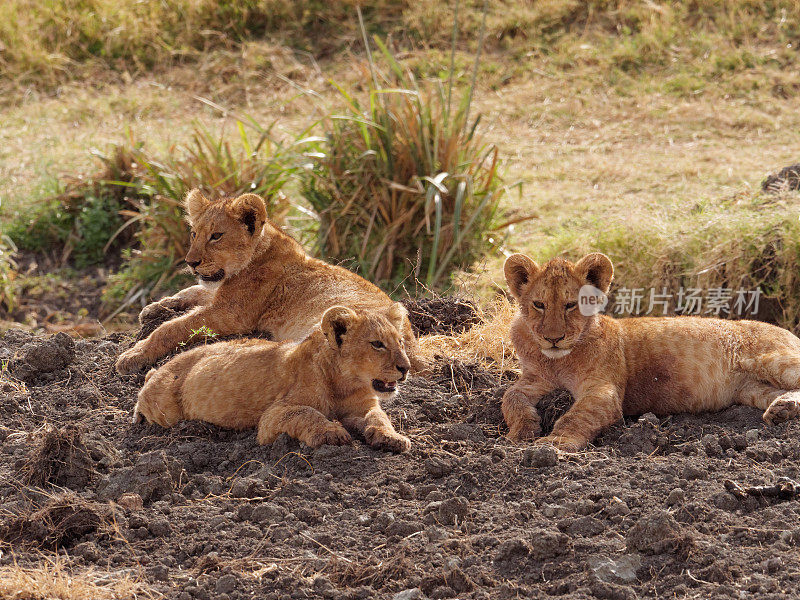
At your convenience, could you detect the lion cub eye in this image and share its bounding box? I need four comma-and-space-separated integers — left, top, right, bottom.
210, 232, 224, 242
371, 341, 386, 350
532, 301, 545, 311
565, 301, 577, 311
190, 231, 196, 239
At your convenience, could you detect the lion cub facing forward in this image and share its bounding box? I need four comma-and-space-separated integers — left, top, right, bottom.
503, 252, 800, 452
134, 305, 412, 452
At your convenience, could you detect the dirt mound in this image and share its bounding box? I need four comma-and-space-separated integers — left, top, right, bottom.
20, 425, 97, 490
10, 332, 75, 382
0, 495, 108, 550
402, 297, 479, 336
3, 326, 800, 598
762, 163, 800, 192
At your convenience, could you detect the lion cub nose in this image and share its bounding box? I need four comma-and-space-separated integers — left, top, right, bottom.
544, 335, 565, 345
396, 364, 409, 379
186, 259, 201, 268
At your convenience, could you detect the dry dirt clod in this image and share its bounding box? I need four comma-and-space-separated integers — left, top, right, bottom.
11, 332, 75, 382
438, 497, 469, 525
626, 510, 694, 555
20, 425, 97, 490
522, 445, 558, 468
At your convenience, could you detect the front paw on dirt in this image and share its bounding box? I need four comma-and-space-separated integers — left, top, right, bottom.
763, 397, 800, 425
534, 433, 586, 453
364, 427, 411, 453
309, 426, 352, 448
506, 420, 542, 443
115, 349, 147, 375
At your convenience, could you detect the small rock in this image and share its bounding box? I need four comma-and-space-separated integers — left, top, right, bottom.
640, 413, 659, 426
590, 554, 641, 584
148, 517, 171, 537
230, 477, 261, 498
425, 456, 455, 478
605, 497, 631, 517
522, 445, 558, 468
393, 588, 423, 600
529, 528, 572, 559
745, 429, 760, 443
681, 464, 706, 480
250, 503, 286, 524
116, 493, 144, 512
438, 497, 469, 525
215, 574, 238, 594
701, 434, 722, 457
626, 510, 693, 555
713, 492, 740, 511
666, 489, 685, 506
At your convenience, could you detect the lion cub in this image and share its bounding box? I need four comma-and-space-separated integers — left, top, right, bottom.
116, 189, 427, 375
133, 305, 413, 452
503, 252, 800, 452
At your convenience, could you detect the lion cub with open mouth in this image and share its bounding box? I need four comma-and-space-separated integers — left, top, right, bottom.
133, 305, 412, 452
503, 251, 800, 452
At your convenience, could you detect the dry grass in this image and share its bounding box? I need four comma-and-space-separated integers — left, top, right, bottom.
3, 2, 800, 325
0, 557, 153, 600
420, 295, 517, 371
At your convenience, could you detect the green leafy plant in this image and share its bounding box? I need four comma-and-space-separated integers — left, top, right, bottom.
0, 235, 19, 313
302, 6, 518, 289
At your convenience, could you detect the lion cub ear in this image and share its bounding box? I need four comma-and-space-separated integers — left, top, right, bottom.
322, 306, 359, 348
229, 193, 268, 236
504, 253, 540, 300
185, 189, 210, 224
384, 302, 408, 331
574, 253, 614, 293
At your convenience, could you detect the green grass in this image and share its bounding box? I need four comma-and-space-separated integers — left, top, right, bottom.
529, 191, 800, 332
302, 12, 515, 289
2, 1, 800, 100
5, 121, 307, 315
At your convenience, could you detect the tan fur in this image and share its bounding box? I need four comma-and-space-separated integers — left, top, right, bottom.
116, 190, 428, 375
133, 306, 412, 452
503, 252, 800, 452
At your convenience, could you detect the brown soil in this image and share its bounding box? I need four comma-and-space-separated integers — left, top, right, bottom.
2, 303, 800, 599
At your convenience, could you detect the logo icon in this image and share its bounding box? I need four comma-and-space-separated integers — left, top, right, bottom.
579, 284, 608, 316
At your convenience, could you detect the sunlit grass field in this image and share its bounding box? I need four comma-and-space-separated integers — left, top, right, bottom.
1, 0, 799, 327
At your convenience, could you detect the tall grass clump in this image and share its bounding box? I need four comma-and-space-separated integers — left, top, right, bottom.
303, 7, 514, 289
6, 121, 301, 315
0, 235, 18, 313
532, 192, 800, 333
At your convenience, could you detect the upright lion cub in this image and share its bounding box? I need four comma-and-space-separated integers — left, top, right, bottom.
116, 189, 427, 375
503, 252, 800, 452
134, 305, 413, 452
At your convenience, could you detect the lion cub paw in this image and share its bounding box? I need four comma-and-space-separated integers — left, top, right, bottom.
364, 426, 411, 453
308, 425, 353, 448
506, 419, 542, 443
534, 433, 586, 453
763, 395, 800, 425
116, 347, 148, 375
